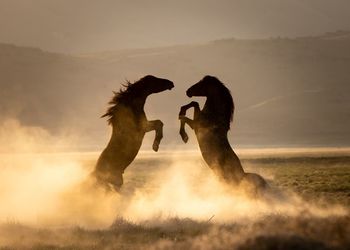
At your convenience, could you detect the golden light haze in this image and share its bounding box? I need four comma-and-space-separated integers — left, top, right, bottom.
0, 122, 347, 228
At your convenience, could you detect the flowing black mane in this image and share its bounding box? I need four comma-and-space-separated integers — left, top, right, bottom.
217, 79, 234, 123
101, 79, 144, 124
207, 76, 235, 128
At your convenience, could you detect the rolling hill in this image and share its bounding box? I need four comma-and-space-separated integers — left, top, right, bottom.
1, 32, 350, 150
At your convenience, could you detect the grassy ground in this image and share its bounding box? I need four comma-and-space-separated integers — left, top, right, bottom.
243, 156, 350, 206
1, 215, 349, 250
0, 151, 349, 249
122, 153, 350, 206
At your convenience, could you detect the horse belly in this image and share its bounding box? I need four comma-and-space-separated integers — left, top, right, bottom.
114, 134, 144, 168
97, 132, 144, 172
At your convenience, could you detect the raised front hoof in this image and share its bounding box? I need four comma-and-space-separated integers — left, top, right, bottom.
152, 141, 160, 152
180, 131, 189, 143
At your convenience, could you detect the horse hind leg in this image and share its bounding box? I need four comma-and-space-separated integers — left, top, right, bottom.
240, 172, 268, 196
92, 170, 124, 192
108, 173, 123, 192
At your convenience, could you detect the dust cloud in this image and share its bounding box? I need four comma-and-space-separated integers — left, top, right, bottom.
0, 118, 119, 227
0, 119, 347, 230
0, 119, 349, 248
120, 159, 347, 223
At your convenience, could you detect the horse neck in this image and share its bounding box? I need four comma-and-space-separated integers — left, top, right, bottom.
203, 94, 225, 115
130, 94, 147, 111
202, 94, 231, 131
109, 93, 147, 135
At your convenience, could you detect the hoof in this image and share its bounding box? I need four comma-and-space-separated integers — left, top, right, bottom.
240, 173, 268, 197
180, 130, 189, 143
91, 170, 123, 193
152, 141, 159, 152
181, 134, 189, 143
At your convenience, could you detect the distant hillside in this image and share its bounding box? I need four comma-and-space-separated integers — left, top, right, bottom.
314, 30, 350, 41
1, 33, 350, 150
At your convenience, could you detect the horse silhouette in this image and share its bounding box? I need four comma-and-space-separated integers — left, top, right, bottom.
93, 75, 174, 191
179, 76, 267, 192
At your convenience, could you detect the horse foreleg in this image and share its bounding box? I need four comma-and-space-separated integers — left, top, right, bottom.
179, 117, 196, 143
179, 102, 200, 143
180, 119, 189, 143
145, 120, 164, 152
179, 101, 200, 117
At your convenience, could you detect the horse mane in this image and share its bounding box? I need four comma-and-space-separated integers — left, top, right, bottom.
205, 75, 235, 125
101, 79, 143, 124
220, 81, 235, 124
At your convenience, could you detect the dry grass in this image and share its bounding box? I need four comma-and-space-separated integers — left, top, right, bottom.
0, 152, 349, 249
0, 215, 349, 250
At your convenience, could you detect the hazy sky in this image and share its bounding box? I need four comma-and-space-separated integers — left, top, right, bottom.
1, 0, 350, 53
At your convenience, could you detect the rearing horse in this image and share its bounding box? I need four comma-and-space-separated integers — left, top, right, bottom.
93, 75, 174, 191
179, 76, 267, 191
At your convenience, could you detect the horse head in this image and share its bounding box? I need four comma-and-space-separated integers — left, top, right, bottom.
186, 75, 234, 125
186, 75, 222, 98
138, 75, 174, 96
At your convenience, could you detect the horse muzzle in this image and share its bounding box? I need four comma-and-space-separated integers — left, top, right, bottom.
186, 90, 193, 97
